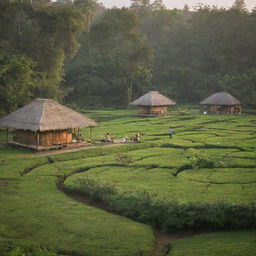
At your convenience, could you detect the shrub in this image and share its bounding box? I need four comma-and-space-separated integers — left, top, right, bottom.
64, 178, 256, 231
70, 177, 117, 202
115, 153, 133, 164
0, 243, 59, 256
189, 152, 222, 169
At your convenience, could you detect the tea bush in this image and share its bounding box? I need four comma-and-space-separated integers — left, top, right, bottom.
189, 152, 222, 169
65, 177, 256, 231
0, 243, 59, 256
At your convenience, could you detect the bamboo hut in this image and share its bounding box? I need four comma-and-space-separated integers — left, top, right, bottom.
0, 98, 97, 150
200, 92, 241, 114
130, 91, 176, 116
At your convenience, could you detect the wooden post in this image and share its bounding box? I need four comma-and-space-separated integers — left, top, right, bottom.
6, 128, 9, 144
36, 132, 39, 150
89, 127, 92, 141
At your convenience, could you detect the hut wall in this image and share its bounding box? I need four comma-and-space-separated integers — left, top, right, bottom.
207, 105, 241, 114
138, 106, 150, 115
39, 130, 72, 146
151, 106, 167, 115
138, 106, 167, 115
14, 130, 37, 145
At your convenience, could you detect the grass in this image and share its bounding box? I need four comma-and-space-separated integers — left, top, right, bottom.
0, 107, 256, 255
0, 150, 154, 256
169, 230, 256, 256
62, 109, 256, 205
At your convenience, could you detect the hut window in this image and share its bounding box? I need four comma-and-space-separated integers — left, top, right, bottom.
67, 129, 72, 134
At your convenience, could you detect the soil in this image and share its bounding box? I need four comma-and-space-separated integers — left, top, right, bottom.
36, 142, 123, 156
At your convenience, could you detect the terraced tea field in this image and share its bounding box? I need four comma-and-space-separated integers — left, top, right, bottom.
0, 108, 255, 256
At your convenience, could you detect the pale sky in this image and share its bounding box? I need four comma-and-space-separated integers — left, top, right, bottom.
100, 0, 255, 10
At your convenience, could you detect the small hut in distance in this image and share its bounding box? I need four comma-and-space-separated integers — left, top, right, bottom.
0, 98, 97, 150
130, 91, 176, 116
200, 92, 241, 114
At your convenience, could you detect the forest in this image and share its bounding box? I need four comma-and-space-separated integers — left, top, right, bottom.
0, 0, 256, 113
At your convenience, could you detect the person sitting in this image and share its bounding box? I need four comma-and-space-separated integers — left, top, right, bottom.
121, 136, 128, 143
133, 132, 141, 143
104, 133, 112, 143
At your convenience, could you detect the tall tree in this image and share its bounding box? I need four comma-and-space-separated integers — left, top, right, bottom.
232, 0, 248, 11
65, 8, 154, 107
0, 0, 87, 114
0, 55, 35, 114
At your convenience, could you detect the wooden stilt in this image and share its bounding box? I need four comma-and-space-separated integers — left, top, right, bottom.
6, 128, 9, 144
36, 132, 39, 150
89, 127, 92, 141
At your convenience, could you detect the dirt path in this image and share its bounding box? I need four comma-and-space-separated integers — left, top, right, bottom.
64, 194, 208, 256
36, 142, 123, 156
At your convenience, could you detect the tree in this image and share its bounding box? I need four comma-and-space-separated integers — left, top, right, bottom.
231, 0, 248, 12
151, 0, 165, 10
65, 8, 154, 107
0, 0, 87, 113
0, 55, 35, 114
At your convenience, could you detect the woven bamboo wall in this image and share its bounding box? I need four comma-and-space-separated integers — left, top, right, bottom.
138, 106, 167, 115
40, 130, 72, 146
14, 129, 72, 147
15, 130, 36, 145
208, 105, 241, 114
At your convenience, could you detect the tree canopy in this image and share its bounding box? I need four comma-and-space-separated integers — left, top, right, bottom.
0, 0, 86, 113
64, 0, 256, 107
1, 0, 256, 114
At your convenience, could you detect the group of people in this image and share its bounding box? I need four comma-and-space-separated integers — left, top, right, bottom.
101, 133, 113, 143
72, 127, 174, 145
101, 132, 141, 143
101, 128, 174, 144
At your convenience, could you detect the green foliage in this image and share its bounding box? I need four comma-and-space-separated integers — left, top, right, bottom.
65, 177, 256, 231
0, 243, 59, 256
0, 55, 35, 114
65, 8, 154, 107
169, 230, 256, 256
141, 6, 256, 105
0, 109, 255, 255
63, 3, 256, 107
115, 153, 133, 164
189, 152, 222, 169
0, 147, 154, 256
68, 176, 117, 202
0, 0, 86, 114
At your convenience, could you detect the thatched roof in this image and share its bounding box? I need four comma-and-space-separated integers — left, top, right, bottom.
200, 92, 241, 106
0, 98, 97, 132
130, 91, 176, 106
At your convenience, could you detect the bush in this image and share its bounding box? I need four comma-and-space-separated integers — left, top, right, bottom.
64, 178, 256, 231
0, 243, 59, 256
189, 152, 222, 169
69, 177, 117, 202
115, 153, 133, 164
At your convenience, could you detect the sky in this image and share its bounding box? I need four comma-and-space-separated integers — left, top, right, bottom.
100, 0, 255, 10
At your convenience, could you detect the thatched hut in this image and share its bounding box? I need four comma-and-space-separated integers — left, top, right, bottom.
0, 98, 97, 150
130, 91, 176, 116
200, 92, 241, 114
